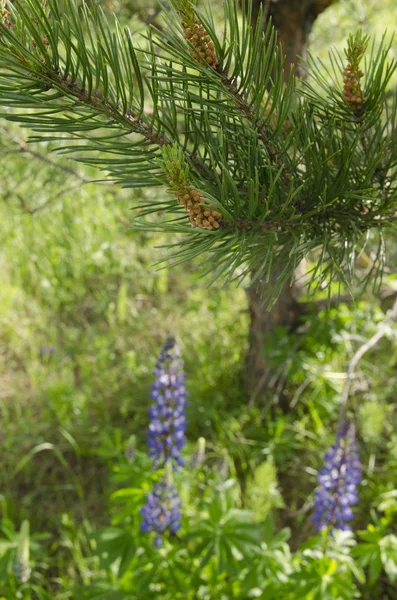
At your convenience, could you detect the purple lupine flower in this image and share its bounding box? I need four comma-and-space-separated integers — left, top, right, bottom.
140, 481, 182, 546
313, 424, 362, 532
40, 346, 56, 355
148, 338, 187, 469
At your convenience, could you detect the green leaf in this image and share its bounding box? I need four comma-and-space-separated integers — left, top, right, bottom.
91, 528, 136, 577
74, 584, 133, 600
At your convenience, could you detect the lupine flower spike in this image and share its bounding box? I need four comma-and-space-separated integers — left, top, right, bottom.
148, 337, 187, 469
141, 339, 187, 545
140, 479, 182, 546
313, 423, 362, 532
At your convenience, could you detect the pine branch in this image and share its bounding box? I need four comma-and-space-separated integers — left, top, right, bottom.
0, 0, 210, 183
216, 68, 292, 183
0, 0, 396, 301
165, 0, 294, 181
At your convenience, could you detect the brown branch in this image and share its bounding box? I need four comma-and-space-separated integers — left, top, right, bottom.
4, 127, 93, 183
218, 70, 291, 183
339, 297, 397, 428
176, 6, 292, 183
57, 75, 170, 147
57, 74, 212, 178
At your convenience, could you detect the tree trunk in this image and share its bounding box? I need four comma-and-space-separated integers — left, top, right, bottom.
245, 0, 334, 404
251, 0, 334, 78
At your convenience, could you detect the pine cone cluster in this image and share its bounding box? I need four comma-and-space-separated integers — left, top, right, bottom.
182, 18, 218, 68
343, 63, 364, 108
176, 189, 221, 230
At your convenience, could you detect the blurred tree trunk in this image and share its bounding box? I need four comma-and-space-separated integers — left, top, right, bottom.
245, 0, 334, 404
251, 0, 334, 77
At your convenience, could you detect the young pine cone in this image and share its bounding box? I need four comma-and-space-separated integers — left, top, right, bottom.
343, 63, 365, 108
176, 189, 221, 230
182, 18, 218, 68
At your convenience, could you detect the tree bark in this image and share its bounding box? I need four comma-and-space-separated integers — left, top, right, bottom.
251, 0, 334, 78
245, 0, 334, 404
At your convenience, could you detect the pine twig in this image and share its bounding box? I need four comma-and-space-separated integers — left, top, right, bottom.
4, 127, 93, 183
218, 70, 291, 183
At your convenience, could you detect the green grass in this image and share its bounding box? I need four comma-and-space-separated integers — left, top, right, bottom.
0, 140, 248, 530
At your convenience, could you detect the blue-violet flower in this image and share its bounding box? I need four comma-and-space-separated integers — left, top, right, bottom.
313, 424, 362, 531
140, 481, 182, 546
148, 338, 187, 469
